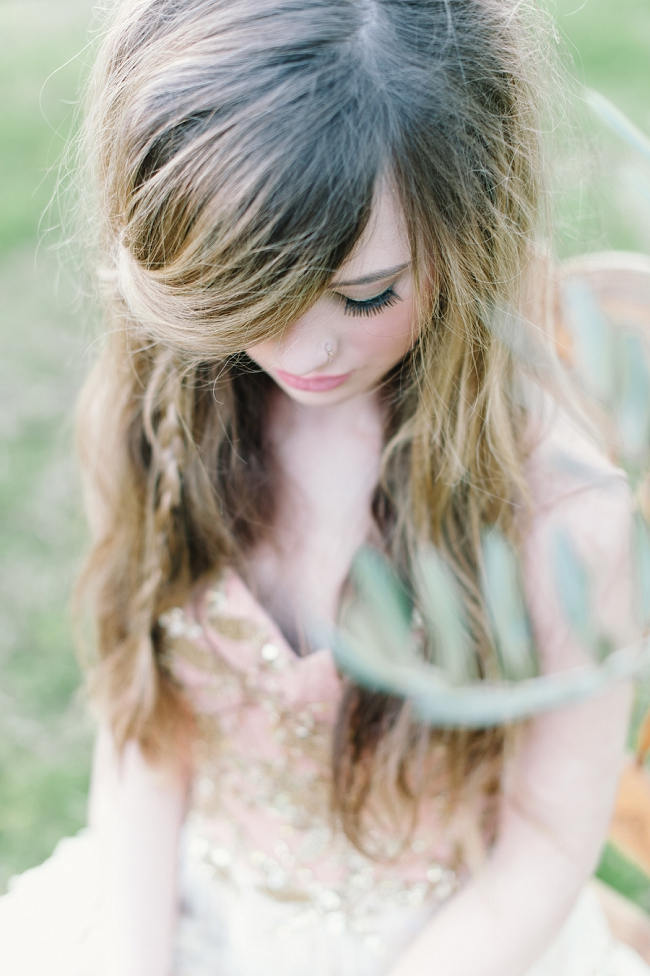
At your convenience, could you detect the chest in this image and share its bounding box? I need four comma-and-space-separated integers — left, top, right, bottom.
242, 405, 384, 657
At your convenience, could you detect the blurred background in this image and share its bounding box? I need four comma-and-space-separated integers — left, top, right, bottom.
1, 0, 649, 890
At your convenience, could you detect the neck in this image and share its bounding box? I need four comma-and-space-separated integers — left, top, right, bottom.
271, 385, 386, 440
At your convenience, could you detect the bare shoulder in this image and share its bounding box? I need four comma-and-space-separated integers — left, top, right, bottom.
522, 389, 628, 512
518, 396, 638, 673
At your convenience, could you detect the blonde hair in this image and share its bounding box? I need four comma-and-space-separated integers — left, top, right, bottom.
75, 0, 585, 859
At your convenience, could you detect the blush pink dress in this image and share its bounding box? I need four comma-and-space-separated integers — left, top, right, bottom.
1, 566, 649, 975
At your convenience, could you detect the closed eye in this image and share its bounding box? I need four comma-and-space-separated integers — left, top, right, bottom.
338, 286, 400, 318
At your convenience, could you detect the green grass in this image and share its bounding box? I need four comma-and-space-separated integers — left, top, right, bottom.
552, 0, 650, 125
0, 3, 92, 254
0, 4, 98, 888
1, 0, 649, 896
0, 245, 93, 889
546, 0, 650, 257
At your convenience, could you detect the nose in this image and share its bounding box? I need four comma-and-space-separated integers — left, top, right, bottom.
274, 306, 338, 376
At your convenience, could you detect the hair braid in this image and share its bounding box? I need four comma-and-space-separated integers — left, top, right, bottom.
141, 349, 190, 595
77, 337, 198, 755
121, 351, 192, 735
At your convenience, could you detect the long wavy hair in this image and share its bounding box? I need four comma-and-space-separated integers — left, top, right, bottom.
74, 0, 586, 860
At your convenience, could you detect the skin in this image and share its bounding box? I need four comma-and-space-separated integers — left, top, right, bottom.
246, 182, 592, 661
245, 180, 418, 426
240, 181, 421, 654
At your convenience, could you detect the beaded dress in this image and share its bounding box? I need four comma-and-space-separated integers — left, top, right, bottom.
1, 566, 649, 975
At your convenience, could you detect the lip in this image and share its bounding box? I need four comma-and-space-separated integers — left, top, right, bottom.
275, 369, 351, 392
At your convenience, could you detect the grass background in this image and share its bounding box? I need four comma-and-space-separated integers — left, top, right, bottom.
1, 0, 649, 891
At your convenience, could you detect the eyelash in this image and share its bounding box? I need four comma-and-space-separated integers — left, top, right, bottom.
339, 286, 400, 317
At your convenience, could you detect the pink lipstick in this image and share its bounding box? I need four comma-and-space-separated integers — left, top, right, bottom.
275, 369, 351, 392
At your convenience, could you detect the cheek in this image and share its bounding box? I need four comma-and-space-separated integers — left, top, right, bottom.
348, 297, 417, 362
244, 339, 275, 369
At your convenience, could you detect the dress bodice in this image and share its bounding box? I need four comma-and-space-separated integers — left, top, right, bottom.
157, 568, 500, 949
2, 561, 647, 976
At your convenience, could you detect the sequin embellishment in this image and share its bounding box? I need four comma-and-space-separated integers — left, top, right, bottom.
158, 573, 464, 946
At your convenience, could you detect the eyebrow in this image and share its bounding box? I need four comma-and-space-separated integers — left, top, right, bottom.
330, 261, 410, 288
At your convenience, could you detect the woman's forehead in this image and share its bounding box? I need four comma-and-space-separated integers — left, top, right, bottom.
330, 181, 411, 287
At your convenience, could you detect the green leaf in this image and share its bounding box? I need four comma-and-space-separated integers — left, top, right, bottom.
613, 331, 650, 463
333, 597, 451, 702
332, 607, 424, 697
410, 637, 650, 727
414, 545, 477, 684
481, 528, 537, 681
552, 527, 600, 657
332, 546, 429, 694
348, 547, 415, 661
585, 89, 650, 163
633, 511, 650, 629
561, 278, 615, 403
596, 842, 650, 915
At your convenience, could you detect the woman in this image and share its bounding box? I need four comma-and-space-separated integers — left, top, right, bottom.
1, 1, 648, 973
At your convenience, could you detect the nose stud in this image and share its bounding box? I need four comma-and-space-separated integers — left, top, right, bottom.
324, 342, 335, 360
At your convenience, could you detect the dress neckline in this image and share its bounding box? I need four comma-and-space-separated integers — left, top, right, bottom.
198, 567, 335, 667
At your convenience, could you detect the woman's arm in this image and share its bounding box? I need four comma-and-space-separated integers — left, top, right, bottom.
89, 724, 192, 976
388, 473, 640, 976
